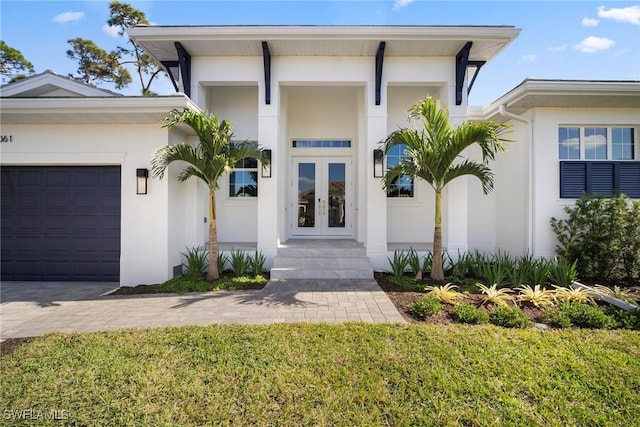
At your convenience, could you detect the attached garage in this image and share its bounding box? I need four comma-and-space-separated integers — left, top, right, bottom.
1, 166, 121, 281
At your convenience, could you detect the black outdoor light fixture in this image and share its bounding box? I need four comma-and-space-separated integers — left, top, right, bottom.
136, 168, 149, 195
373, 149, 384, 178
262, 149, 272, 178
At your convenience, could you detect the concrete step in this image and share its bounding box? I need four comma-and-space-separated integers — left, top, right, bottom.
272, 256, 373, 270
275, 246, 367, 257
270, 267, 373, 280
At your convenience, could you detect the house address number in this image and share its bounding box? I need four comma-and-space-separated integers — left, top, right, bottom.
0, 135, 13, 143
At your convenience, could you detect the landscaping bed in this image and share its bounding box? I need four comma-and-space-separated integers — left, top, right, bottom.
108, 272, 268, 295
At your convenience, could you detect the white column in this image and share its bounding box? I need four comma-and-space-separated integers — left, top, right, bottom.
365, 83, 388, 270
257, 82, 279, 264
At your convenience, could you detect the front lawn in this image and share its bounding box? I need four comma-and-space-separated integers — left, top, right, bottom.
2, 324, 639, 426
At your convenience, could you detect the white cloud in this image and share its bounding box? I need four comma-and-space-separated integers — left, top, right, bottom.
598, 5, 640, 25
52, 11, 84, 24
573, 36, 615, 53
548, 44, 567, 52
522, 54, 538, 63
581, 17, 599, 27
102, 24, 120, 37
393, 0, 415, 11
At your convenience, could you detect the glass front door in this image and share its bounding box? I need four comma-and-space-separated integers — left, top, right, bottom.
292, 157, 351, 236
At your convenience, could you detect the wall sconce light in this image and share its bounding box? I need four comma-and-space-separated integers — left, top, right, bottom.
262, 149, 272, 178
373, 149, 384, 178
136, 168, 149, 195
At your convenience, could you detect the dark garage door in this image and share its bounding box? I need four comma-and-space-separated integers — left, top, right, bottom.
1, 166, 121, 281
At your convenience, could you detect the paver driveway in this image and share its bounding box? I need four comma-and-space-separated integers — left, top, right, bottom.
0, 279, 405, 339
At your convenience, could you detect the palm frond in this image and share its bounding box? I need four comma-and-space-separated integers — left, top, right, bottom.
442, 160, 495, 194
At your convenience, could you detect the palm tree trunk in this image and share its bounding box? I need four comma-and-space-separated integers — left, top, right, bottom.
431, 189, 444, 281
206, 189, 220, 281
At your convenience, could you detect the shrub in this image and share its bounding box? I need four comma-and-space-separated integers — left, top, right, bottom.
516, 285, 555, 308
424, 283, 464, 305
605, 307, 640, 330
230, 249, 251, 276
489, 305, 531, 328
452, 250, 473, 278
407, 248, 423, 280
477, 283, 513, 306
388, 249, 410, 278
476, 253, 511, 287
547, 258, 578, 288
527, 258, 550, 287
547, 302, 616, 329
249, 250, 267, 276
181, 246, 208, 278
453, 303, 489, 324
546, 307, 572, 329
409, 296, 443, 318
553, 286, 596, 305
217, 252, 229, 273
550, 194, 640, 281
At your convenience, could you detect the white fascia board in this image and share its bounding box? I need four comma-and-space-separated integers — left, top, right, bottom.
0, 72, 118, 97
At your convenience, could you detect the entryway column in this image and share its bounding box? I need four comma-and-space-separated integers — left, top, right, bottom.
257, 82, 279, 263
365, 83, 388, 270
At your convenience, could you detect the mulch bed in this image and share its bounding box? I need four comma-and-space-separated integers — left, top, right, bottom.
1, 337, 34, 357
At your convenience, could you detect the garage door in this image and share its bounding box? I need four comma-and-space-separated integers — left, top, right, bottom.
1, 166, 121, 281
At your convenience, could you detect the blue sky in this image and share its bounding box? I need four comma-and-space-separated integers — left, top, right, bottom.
1, 1, 639, 105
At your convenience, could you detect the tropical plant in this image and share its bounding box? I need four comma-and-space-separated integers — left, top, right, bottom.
593, 285, 640, 305
553, 286, 596, 305
250, 250, 267, 276
489, 305, 531, 328
406, 248, 423, 280
181, 246, 208, 278
230, 250, 251, 276
516, 285, 555, 308
477, 283, 514, 306
454, 303, 489, 324
424, 283, 464, 305
388, 249, 410, 278
217, 252, 229, 274
409, 296, 443, 318
507, 260, 531, 289
380, 97, 510, 280
421, 251, 433, 275
452, 250, 474, 278
547, 258, 578, 288
152, 109, 268, 280
526, 258, 550, 287
477, 254, 511, 287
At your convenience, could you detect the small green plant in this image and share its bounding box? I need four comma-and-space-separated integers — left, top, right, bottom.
422, 251, 433, 275
527, 258, 550, 287
477, 283, 513, 306
545, 307, 572, 329
517, 284, 554, 308
249, 250, 267, 276
489, 305, 531, 328
553, 286, 596, 305
452, 250, 474, 277
230, 249, 251, 276
547, 302, 616, 329
409, 296, 443, 318
388, 275, 422, 290
388, 249, 410, 278
604, 307, 640, 330
407, 248, 423, 281
593, 285, 640, 304
424, 283, 464, 305
547, 258, 578, 288
475, 253, 512, 287
217, 252, 229, 273
181, 246, 208, 278
453, 303, 489, 324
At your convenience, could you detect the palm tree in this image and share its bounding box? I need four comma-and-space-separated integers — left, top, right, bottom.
152, 109, 268, 281
381, 97, 510, 281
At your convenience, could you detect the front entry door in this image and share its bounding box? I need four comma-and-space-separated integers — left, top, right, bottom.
292, 157, 352, 236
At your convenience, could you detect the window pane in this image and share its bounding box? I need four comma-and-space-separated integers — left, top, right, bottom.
386, 144, 414, 197
612, 127, 634, 160
559, 127, 580, 160
229, 171, 257, 197
292, 140, 351, 148
584, 127, 607, 160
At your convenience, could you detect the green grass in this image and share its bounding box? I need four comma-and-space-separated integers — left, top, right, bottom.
2, 324, 639, 426
154, 274, 267, 294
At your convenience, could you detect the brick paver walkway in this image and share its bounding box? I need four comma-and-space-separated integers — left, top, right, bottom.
0, 279, 405, 339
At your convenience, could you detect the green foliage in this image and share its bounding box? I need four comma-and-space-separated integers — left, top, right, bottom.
605, 307, 640, 330
249, 250, 267, 276
545, 307, 572, 329
181, 246, 207, 279
553, 286, 596, 305
594, 285, 640, 305
217, 252, 229, 273
526, 258, 550, 287
424, 283, 464, 305
547, 258, 578, 288
388, 275, 422, 290
407, 248, 423, 280
489, 305, 531, 328
452, 250, 474, 277
155, 275, 267, 294
551, 194, 640, 281
230, 249, 251, 276
477, 283, 514, 306
517, 285, 555, 308
476, 252, 513, 286
547, 302, 616, 330
422, 251, 433, 275
0, 40, 34, 82
453, 303, 489, 324
387, 249, 410, 278
409, 296, 443, 318
66, 37, 131, 88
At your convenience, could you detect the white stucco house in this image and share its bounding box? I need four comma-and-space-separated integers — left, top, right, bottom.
1, 26, 638, 285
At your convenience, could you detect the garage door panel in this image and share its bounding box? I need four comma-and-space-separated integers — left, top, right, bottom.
1, 166, 121, 281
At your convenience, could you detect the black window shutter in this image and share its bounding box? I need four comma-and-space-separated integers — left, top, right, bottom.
619, 163, 640, 198
560, 162, 586, 198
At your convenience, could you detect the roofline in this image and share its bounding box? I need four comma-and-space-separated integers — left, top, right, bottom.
0, 70, 122, 96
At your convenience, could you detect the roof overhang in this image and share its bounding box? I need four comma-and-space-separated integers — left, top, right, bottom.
483, 79, 640, 120
0, 94, 200, 126
127, 25, 520, 62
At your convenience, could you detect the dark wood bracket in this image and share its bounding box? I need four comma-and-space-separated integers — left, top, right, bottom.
375, 41, 386, 106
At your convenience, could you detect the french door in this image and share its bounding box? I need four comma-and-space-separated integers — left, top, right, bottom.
291, 157, 352, 236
